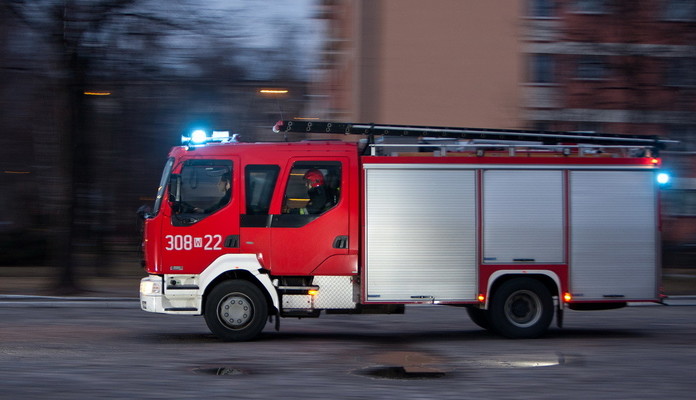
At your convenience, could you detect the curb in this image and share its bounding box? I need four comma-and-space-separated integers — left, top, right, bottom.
0, 301, 139, 309
612, 295, 696, 307
0, 295, 139, 309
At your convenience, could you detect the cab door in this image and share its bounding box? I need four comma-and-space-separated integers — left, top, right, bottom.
159, 157, 240, 275
268, 158, 354, 276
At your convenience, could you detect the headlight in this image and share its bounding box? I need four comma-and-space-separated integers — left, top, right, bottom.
140, 278, 162, 295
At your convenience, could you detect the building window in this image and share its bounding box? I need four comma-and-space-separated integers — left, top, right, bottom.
663, 0, 696, 21
574, 121, 603, 133
662, 190, 696, 217
665, 58, 696, 87
531, 121, 553, 132
529, 54, 555, 84
528, 0, 556, 17
667, 125, 696, 152
571, 0, 608, 14
576, 55, 608, 80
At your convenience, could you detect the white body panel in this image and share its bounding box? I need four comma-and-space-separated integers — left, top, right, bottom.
140, 254, 279, 314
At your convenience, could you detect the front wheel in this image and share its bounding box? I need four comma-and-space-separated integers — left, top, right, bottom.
204, 280, 268, 341
488, 278, 553, 339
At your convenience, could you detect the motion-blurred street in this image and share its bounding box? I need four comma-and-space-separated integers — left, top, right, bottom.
1, 294, 695, 400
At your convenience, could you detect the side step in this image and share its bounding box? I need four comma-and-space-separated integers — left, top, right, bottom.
280, 309, 321, 318
326, 304, 405, 315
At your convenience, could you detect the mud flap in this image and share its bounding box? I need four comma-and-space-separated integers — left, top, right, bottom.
556, 307, 564, 329
269, 314, 280, 331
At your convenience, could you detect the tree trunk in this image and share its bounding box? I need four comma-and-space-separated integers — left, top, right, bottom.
51, 52, 90, 294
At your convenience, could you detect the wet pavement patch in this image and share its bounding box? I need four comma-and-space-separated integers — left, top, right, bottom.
193, 367, 248, 376
357, 366, 446, 380
460, 353, 581, 369
356, 351, 448, 379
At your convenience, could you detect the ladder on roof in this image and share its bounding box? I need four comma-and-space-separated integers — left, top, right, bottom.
273, 120, 675, 150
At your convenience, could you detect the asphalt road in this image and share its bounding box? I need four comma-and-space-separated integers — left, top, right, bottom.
0, 302, 694, 399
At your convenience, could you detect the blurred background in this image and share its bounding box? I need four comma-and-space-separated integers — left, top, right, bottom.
0, 0, 694, 294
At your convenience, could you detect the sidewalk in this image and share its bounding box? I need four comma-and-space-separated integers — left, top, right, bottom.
0, 261, 141, 308
0, 254, 142, 300
662, 267, 696, 296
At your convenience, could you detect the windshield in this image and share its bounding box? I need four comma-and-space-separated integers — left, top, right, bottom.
152, 158, 174, 216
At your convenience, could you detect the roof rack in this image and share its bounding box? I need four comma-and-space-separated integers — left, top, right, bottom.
273, 120, 675, 150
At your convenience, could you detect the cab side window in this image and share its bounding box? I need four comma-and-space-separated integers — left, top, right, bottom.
282, 161, 341, 215
245, 165, 280, 215
170, 160, 232, 225
180, 164, 231, 213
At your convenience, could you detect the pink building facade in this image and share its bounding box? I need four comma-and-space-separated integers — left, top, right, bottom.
309, 0, 696, 256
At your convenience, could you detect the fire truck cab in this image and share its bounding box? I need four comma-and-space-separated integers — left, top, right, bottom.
140, 121, 669, 341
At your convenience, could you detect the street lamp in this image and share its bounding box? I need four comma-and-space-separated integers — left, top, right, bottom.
258, 89, 289, 95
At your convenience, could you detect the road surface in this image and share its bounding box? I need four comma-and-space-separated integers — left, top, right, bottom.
0, 301, 694, 399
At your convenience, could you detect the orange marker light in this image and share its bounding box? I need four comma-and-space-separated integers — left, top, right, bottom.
477, 294, 486, 303
308, 289, 319, 296
563, 292, 572, 302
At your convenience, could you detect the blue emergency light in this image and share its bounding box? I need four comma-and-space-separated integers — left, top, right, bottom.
181, 130, 236, 146
656, 172, 670, 185
190, 129, 208, 144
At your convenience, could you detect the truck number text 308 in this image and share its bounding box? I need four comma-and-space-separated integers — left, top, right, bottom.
164, 234, 223, 251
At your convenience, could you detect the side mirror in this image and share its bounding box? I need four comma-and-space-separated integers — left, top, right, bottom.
137, 205, 152, 219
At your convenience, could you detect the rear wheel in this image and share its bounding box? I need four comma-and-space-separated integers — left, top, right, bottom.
489, 278, 553, 338
204, 280, 268, 342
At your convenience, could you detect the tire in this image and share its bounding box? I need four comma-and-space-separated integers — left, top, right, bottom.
466, 306, 491, 330
204, 280, 268, 342
488, 278, 553, 339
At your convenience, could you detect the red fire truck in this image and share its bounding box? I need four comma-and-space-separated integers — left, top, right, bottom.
139, 121, 670, 341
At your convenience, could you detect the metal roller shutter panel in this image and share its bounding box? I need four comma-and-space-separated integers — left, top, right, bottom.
570, 171, 657, 300
483, 170, 564, 264
365, 167, 477, 302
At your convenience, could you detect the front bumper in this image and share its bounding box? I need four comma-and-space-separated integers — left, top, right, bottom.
140, 275, 164, 312
140, 275, 200, 315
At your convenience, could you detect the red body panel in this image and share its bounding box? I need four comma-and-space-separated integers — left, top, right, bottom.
144, 142, 360, 277
154, 155, 240, 275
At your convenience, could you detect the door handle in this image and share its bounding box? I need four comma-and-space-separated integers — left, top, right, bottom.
224, 235, 240, 248
332, 235, 348, 249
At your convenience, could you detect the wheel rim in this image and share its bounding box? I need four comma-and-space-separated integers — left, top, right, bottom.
504, 289, 542, 328
217, 292, 254, 330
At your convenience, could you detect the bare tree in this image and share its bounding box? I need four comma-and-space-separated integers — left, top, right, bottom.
1, 0, 257, 293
